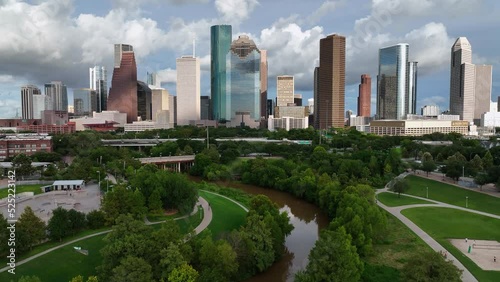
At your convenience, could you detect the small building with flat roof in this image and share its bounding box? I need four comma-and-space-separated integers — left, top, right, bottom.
52, 180, 85, 191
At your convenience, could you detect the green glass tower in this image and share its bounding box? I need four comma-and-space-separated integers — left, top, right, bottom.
211, 25, 232, 121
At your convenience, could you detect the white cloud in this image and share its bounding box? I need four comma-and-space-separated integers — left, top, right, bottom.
215, 0, 259, 24
307, 0, 341, 25
157, 68, 177, 83
0, 98, 20, 119
0, 75, 14, 83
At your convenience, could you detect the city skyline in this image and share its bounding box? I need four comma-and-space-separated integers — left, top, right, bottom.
0, 0, 499, 118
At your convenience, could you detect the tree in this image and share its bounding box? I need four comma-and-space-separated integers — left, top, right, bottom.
12, 153, 34, 179
148, 189, 163, 215
17, 207, 46, 252
168, 263, 199, 282
17, 276, 42, 282
47, 207, 70, 241
0, 214, 8, 255
421, 159, 437, 176
86, 210, 106, 229
295, 227, 364, 282
390, 178, 410, 198
68, 209, 87, 234
445, 155, 462, 181
70, 276, 99, 282
483, 150, 494, 170
474, 173, 489, 191
469, 154, 483, 176
199, 236, 238, 281
160, 243, 187, 279
111, 256, 153, 282
402, 251, 462, 281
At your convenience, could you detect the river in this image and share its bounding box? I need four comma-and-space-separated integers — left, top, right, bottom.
216, 181, 329, 282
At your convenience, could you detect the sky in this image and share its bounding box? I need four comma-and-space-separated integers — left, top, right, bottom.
0, 0, 499, 118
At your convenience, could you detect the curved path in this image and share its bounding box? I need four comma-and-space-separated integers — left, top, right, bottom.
0, 195, 213, 274
200, 189, 249, 212
376, 186, 500, 282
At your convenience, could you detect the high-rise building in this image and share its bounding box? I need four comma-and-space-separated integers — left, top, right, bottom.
136, 81, 152, 121
211, 25, 232, 121
260, 50, 268, 119
147, 72, 160, 88
33, 94, 49, 119
358, 74, 371, 117
376, 43, 418, 120
226, 35, 261, 121
108, 44, 138, 123
266, 99, 274, 117
313, 67, 319, 127
277, 76, 294, 106
176, 56, 200, 125
44, 81, 68, 112
316, 34, 346, 129
474, 65, 493, 124
346, 110, 354, 118
294, 94, 303, 106
151, 87, 170, 124
73, 88, 97, 117
421, 105, 440, 116
89, 66, 107, 112
450, 37, 474, 122
21, 85, 41, 119
200, 96, 212, 120
308, 98, 314, 115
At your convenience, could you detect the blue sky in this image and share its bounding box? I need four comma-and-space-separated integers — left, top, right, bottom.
0, 0, 499, 118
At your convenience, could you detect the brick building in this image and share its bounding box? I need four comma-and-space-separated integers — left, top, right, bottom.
16, 122, 76, 134
0, 134, 52, 160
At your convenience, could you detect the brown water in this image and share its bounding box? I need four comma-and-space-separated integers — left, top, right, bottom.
217, 181, 329, 282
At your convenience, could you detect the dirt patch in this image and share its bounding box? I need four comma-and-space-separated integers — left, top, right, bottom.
164, 209, 178, 216
450, 239, 500, 271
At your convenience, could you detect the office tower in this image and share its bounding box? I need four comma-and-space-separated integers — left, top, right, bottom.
44, 81, 68, 112
421, 105, 440, 116
21, 85, 41, 119
147, 72, 160, 88
474, 65, 492, 124
266, 99, 274, 117
308, 98, 314, 115
108, 44, 138, 123
346, 110, 353, 118
173, 96, 177, 125
151, 88, 170, 123
277, 76, 294, 106
33, 94, 49, 119
73, 88, 97, 116
313, 67, 319, 127
376, 43, 418, 120
260, 50, 268, 119
211, 25, 232, 121
358, 74, 371, 117
137, 81, 152, 121
89, 66, 107, 112
226, 35, 261, 121
450, 37, 474, 122
176, 56, 201, 125
200, 96, 212, 120
316, 34, 346, 129
294, 94, 303, 106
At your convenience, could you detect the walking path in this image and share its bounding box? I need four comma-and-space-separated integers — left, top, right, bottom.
376, 185, 500, 282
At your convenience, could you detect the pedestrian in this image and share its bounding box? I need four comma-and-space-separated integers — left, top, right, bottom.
465, 238, 468, 243
444, 251, 447, 258
494, 256, 497, 263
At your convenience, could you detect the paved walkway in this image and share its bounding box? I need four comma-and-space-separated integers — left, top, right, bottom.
376, 185, 500, 282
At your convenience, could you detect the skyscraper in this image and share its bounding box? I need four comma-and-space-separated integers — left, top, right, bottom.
21, 85, 41, 119
44, 81, 68, 112
260, 50, 268, 119
107, 44, 138, 123
316, 34, 346, 129
89, 66, 107, 112
277, 76, 294, 106
176, 56, 201, 125
147, 72, 160, 88
376, 43, 418, 120
200, 96, 212, 120
226, 35, 261, 121
474, 64, 492, 124
211, 25, 232, 121
358, 74, 371, 117
73, 88, 97, 116
137, 81, 152, 121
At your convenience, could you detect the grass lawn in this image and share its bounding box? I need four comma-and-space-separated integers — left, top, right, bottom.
377, 192, 434, 207
0, 185, 43, 199
402, 207, 500, 282
405, 175, 500, 216
198, 190, 247, 238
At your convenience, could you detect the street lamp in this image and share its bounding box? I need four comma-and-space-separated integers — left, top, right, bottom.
426, 186, 428, 198
466, 196, 468, 208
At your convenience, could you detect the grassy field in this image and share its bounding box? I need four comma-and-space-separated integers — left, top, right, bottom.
198, 190, 247, 238
402, 207, 500, 282
405, 175, 500, 216
377, 192, 434, 207
0, 184, 43, 199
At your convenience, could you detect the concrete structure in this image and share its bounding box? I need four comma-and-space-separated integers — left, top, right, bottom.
21, 85, 42, 120
147, 71, 160, 88
124, 121, 169, 132
44, 81, 68, 112
308, 98, 314, 115
474, 65, 493, 124
421, 105, 440, 116
108, 44, 138, 123
358, 74, 371, 117
176, 56, 200, 125
260, 50, 268, 120
370, 120, 469, 136
491, 101, 498, 113
0, 134, 52, 160
52, 180, 85, 191
346, 110, 353, 118
16, 123, 76, 134
151, 87, 171, 126
71, 111, 127, 131
226, 111, 260, 128
73, 88, 97, 117
268, 116, 309, 131
294, 94, 303, 106
89, 65, 107, 112
42, 110, 69, 125
139, 156, 195, 173
377, 44, 418, 120
481, 112, 500, 128
277, 75, 294, 107
316, 34, 346, 129
211, 24, 232, 121
349, 116, 371, 132
275, 106, 308, 119
407, 114, 460, 121
0, 119, 41, 128
32, 94, 50, 120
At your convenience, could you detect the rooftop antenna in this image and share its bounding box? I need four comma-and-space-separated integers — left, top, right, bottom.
193, 38, 196, 58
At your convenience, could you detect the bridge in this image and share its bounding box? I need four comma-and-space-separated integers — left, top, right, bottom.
138, 155, 196, 172
102, 138, 312, 147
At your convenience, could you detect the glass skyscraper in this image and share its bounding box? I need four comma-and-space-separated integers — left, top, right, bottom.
211, 25, 232, 121
226, 35, 261, 121
377, 43, 418, 120
73, 88, 97, 117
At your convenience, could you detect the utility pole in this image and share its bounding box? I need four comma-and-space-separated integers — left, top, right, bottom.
206, 125, 209, 149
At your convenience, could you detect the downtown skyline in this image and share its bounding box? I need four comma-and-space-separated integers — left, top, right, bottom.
0, 0, 499, 119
